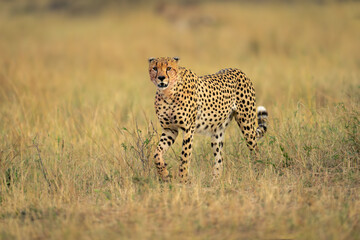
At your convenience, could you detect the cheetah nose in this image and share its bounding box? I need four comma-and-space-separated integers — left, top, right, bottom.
158, 76, 165, 81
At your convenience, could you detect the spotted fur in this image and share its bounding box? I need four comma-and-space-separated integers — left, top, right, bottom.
149, 57, 268, 183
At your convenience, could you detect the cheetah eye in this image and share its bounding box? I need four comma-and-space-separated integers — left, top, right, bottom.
167, 67, 172, 71
153, 67, 157, 71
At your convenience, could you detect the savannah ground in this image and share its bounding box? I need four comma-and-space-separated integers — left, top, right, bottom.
0, 1, 359, 239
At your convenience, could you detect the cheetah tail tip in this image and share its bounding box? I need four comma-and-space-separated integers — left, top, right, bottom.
256, 106, 268, 139
257, 106, 267, 114
257, 106, 268, 118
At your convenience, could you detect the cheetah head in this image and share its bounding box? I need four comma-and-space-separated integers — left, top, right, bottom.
148, 57, 180, 90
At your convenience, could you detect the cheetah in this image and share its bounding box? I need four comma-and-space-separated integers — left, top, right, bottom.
149, 57, 268, 183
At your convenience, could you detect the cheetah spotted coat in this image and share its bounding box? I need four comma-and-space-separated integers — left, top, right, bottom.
149, 57, 268, 183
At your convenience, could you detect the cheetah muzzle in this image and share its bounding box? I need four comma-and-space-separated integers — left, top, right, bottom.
157, 82, 168, 89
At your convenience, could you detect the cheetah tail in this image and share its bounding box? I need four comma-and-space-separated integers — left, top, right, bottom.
256, 106, 268, 140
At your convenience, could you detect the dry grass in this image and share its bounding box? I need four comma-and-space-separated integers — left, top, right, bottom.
0, 1, 359, 239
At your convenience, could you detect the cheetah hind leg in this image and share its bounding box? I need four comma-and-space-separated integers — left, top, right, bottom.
235, 111, 258, 153
235, 106, 268, 151
235, 106, 269, 175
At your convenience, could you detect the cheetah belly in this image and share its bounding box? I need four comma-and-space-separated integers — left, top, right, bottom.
194, 105, 235, 136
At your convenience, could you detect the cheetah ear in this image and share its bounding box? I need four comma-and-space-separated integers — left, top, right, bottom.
148, 57, 155, 63
173, 57, 180, 62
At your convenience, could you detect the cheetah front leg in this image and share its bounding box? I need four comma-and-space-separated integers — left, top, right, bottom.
154, 128, 178, 182
211, 130, 225, 179
179, 126, 195, 184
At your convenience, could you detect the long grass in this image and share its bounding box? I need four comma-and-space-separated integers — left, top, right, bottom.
0, 1, 359, 239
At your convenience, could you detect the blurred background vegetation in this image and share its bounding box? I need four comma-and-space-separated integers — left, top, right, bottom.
1, 0, 358, 14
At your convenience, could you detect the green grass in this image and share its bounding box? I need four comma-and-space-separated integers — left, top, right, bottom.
0, 1, 359, 239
